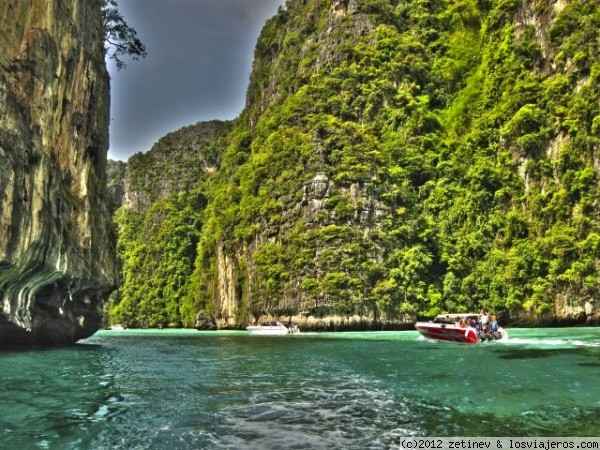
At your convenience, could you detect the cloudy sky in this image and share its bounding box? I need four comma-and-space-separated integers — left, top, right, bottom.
107, 0, 285, 161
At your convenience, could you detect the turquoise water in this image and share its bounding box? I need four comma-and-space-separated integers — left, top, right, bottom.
1, 328, 599, 449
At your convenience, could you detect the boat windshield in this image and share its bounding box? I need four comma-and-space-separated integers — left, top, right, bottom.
433, 314, 481, 324
260, 321, 284, 326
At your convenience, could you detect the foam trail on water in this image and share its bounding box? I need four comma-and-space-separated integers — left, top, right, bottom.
501, 337, 600, 347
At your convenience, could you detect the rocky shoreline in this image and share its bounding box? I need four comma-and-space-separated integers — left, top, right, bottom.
191, 311, 600, 332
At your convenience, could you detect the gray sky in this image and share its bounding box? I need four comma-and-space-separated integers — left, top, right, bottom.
107, 0, 285, 161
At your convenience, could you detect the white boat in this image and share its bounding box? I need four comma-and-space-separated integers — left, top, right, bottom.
246, 320, 300, 335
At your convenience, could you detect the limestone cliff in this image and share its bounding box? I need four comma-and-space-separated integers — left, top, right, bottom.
196, 0, 600, 329
106, 159, 126, 212
105, 120, 234, 328
118, 120, 233, 213
109, 0, 600, 330
0, 0, 117, 345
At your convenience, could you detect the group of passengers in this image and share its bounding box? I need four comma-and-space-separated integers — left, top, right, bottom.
443, 311, 500, 334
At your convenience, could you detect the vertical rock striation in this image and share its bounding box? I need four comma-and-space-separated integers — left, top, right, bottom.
0, 0, 117, 345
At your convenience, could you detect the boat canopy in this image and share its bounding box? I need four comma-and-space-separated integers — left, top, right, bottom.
433, 313, 481, 322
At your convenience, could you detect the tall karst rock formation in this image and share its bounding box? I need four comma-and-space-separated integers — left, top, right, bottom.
191, 0, 600, 328
0, 0, 117, 345
109, 0, 600, 329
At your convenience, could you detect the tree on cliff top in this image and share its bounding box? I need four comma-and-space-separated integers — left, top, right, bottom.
103, 0, 147, 71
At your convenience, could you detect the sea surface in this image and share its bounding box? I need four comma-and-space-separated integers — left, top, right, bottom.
1, 327, 599, 449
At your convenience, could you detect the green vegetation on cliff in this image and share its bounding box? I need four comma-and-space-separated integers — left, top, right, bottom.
107, 121, 233, 327
109, 0, 600, 328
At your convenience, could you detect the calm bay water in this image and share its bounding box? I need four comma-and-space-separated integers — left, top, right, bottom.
1, 328, 599, 449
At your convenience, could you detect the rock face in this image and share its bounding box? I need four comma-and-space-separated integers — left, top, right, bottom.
106, 159, 126, 212
120, 120, 233, 213
105, 120, 234, 328
0, 0, 117, 346
108, 0, 600, 330
194, 0, 600, 329
194, 312, 217, 331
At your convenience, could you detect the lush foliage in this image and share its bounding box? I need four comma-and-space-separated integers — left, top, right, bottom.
108, 193, 204, 327
110, 0, 600, 327
106, 121, 232, 327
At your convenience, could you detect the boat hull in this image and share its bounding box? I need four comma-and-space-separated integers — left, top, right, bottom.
246, 326, 290, 336
415, 323, 479, 344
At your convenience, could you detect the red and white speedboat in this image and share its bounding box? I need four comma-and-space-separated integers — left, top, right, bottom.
415, 313, 507, 344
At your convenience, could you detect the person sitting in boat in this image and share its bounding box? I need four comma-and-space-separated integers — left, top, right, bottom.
469, 316, 478, 329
